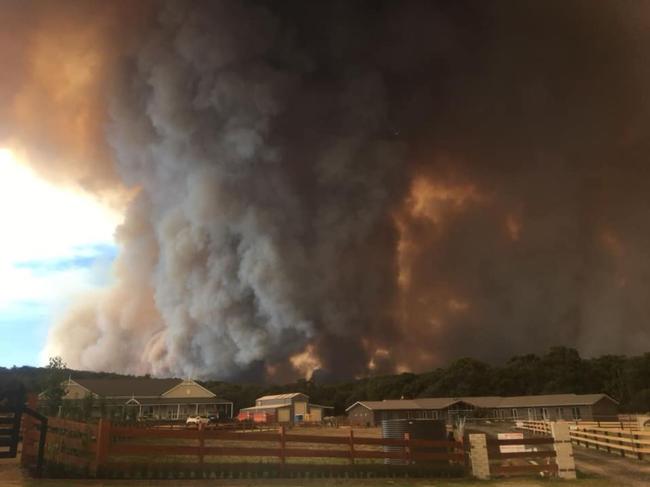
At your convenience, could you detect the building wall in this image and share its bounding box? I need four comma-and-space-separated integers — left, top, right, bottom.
309, 407, 323, 422
592, 398, 618, 420
278, 407, 291, 423
294, 400, 307, 415
347, 404, 375, 426
347, 406, 452, 426
507, 405, 595, 421
162, 381, 214, 399
63, 383, 93, 400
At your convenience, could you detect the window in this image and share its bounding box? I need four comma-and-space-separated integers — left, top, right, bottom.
541, 408, 549, 420
572, 407, 581, 420
556, 408, 563, 419
511, 409, 518, 419
527, 408, 535, 420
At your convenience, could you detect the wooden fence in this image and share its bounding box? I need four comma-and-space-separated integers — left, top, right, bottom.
23, 416, 97, 475
0, 408, 21, 459
27, 417, 466, 478
518, 420, 650, 460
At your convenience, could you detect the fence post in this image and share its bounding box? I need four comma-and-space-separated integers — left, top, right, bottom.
279, 425, 286, 467
35, 417, 47, 478
349, 429, 355, 465
20, 395, 38, 468
94, 419, 111, 476
468, 434, 490, 480
618, 431, 624, 457
550, 421, 576, 480
198, 422, 205, 467
404, 432, 412, 465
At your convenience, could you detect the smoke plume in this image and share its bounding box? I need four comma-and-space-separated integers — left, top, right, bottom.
3, 1, 650, 380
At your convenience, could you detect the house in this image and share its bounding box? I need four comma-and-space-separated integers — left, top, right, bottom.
237, 393, 332, 424
486, 394, 619, 421
346, 398, 476, 426
346, 393, 618, 426
53, 377, 233, 420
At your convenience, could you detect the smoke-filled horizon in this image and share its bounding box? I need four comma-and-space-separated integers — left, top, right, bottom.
3, 0, 650, 381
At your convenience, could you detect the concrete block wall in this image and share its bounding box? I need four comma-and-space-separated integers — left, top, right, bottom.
469, 433, 490, 479
550, 421, 577, 480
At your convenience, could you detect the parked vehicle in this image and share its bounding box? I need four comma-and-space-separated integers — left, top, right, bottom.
207, 414, 220, 424
185, 415, 209, 427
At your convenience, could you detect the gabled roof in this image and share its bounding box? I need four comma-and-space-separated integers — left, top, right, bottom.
494, 393, 618, 408
413, 398, 470, 409
345, 393, 618, 412
346, 400, 421, 412
257, 393, 307, 401
162, 380, 215, 398
72, 378, 182, 397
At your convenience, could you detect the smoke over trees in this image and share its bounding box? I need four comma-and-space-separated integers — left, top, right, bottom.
2, 1, 650, 380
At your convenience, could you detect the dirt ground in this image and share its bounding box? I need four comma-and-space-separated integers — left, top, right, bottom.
572, 446, 650, 487
0, 454, 609, 487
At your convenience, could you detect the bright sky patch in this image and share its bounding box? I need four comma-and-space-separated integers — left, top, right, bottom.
0, 148, 120, 366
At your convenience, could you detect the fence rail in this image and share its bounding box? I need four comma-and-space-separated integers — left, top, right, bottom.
518, 420, 650, 460
23, 416, 95, 473
30, 417, 466, 478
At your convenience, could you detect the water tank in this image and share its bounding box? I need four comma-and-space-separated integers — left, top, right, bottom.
381, 419, 447, 465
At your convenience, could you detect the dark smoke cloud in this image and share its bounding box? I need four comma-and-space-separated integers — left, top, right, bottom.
5, 0, 647, 379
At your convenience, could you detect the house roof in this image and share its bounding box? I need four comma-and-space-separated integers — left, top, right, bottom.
72, 378, 182, 397
257, 393, 307, 401
346, 400, 422, 412
133, 397, 232, 406
493, 394, 617, 408
346, 393, 617, 412
239, 405, 289, 412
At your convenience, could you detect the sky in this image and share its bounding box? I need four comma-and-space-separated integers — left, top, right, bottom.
0, 148, 120, 367
3, 1, 650, 381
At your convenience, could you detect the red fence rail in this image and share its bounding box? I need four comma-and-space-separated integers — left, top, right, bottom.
26, 417, 467, 478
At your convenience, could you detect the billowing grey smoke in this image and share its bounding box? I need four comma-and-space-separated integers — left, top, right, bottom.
35, 0, 650, 379
47, 0, 405, 380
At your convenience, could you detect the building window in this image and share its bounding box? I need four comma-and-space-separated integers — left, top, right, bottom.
556, 408, 563, 419
541, 408, 549, 420
572, 407, 581, 420
511, 409, 518, 419
527, 408, 535, 420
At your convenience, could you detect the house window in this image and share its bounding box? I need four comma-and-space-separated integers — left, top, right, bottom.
541, 408, 549, 420
527, 408, 535, 420
511, 409, 518, 419
572, 407, 581, 420
556, 408, 563, 419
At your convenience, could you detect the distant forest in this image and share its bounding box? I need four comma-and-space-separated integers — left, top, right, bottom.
2, 347, 650, 415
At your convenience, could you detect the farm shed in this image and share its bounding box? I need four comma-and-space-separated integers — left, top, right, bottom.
238, 393, 331, 424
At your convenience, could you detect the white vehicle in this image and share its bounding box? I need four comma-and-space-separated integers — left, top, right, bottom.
185, 415, 209, 427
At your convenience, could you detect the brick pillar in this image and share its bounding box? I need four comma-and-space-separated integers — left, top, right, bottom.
469, 433, 490, 480
550, 421, 576, 480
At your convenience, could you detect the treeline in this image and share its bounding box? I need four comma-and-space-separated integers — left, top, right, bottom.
2, 347, 650, 415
